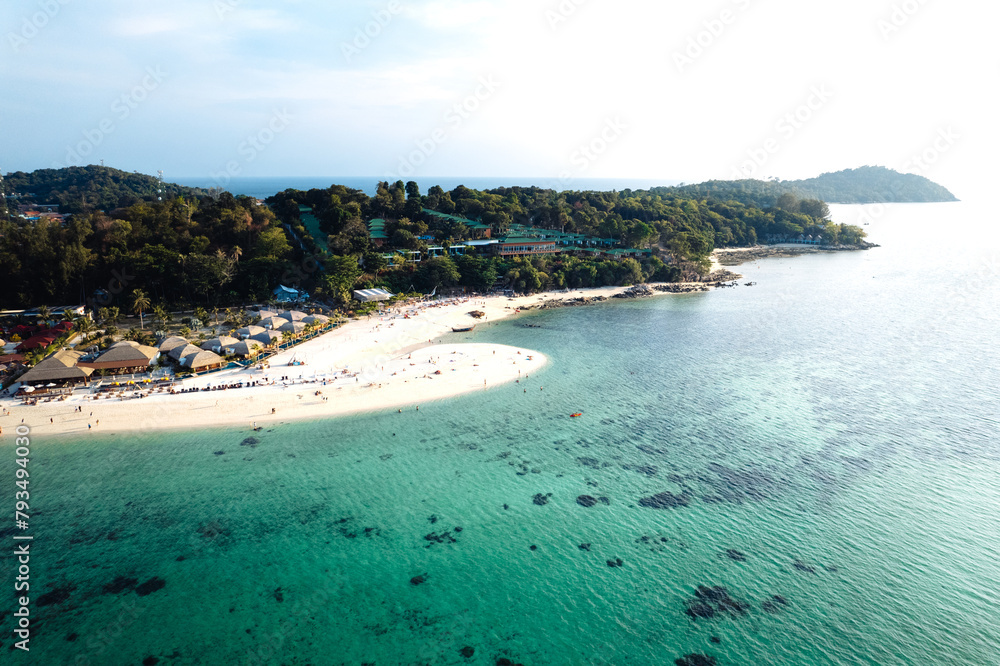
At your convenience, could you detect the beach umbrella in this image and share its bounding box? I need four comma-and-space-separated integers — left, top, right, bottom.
279, 310, 307, 321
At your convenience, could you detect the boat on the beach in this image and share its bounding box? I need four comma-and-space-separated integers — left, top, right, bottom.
451, 325, 475, 332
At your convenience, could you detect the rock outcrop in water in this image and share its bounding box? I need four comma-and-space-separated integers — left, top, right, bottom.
103, 576, 138, 594
576, 495, 597, 507
37, 585, 75, 607
792, 560, 817, 574
424, 531, 458, 546
675, 654, 717, 666
135, 577, 166, 596
638, 491, 690, 509
532, 493, 552, 506
684, 585, 749, 620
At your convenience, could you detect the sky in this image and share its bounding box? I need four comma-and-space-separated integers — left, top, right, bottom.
1, 0, 995, 198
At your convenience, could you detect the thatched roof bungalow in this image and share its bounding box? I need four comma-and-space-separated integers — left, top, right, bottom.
19, 350, 93, 387
168, 344, 202, 362
277, 321, 306, 335
250, 331, 283, 347
235, 325, 265, 340
158, 336, 189, 354
79, 341, 159, 373
230, 340, 263, 358
201, 336, 239, 354
184, 350, 225, 372
259, 317, 286, 330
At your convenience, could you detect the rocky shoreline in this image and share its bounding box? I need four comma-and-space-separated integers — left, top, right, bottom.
714, 242, 878, 267
515, 277, 746, 313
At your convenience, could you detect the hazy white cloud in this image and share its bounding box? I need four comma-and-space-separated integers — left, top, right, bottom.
403, 0, 500, 29
0, 0, 995, 195
111, 14, 188, 37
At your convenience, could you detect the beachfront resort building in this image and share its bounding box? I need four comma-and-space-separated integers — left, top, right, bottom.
273, 285, 309, 303
18, 350, 94, 388
200, 336, 239, 354
78, 341, 160, 374
353, 288, 394, 302
494, 237, 559, 257
182, 350, 225, 372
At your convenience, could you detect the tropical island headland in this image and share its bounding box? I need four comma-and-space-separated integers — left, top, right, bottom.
0, 164, 952, 430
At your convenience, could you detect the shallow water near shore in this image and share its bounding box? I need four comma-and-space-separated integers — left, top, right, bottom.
2, 202, 1000, 665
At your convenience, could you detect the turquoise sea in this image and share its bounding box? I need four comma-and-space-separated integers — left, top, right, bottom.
2, 202, 999, 665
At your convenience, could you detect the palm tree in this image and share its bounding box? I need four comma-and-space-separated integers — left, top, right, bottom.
130, 289, 151, 330
35, 305, 52, 328
231, 246, 242, 263
73, 316, 95, 338
152, 305, 171, 333
194, 307, 210, 329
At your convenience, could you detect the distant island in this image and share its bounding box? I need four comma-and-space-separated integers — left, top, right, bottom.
1, 165, 207, 214
665, 166, 958, 206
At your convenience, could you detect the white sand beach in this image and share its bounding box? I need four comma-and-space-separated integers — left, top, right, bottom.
1, 286, 671, 438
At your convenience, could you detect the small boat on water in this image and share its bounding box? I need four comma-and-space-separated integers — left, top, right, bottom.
570, 412, 583, 418
451, 325, 475, 332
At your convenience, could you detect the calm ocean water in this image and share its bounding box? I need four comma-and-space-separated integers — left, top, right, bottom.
171, 176, 680, 199
2, 202, 999, 665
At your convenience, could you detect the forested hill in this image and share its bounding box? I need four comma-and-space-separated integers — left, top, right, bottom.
788, 166, 958, 203
666, 167, 957, 206
2, 165, 207, 213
